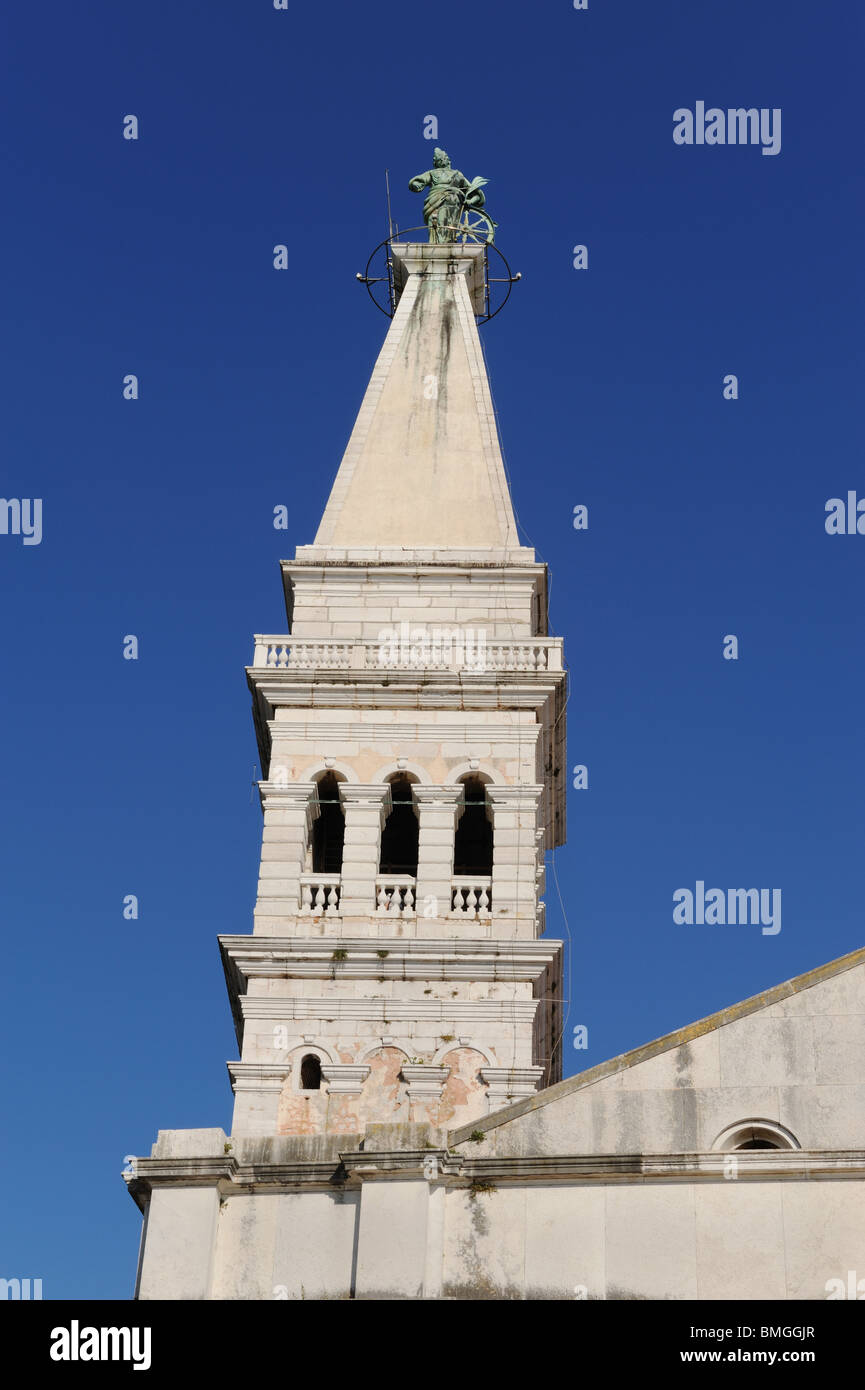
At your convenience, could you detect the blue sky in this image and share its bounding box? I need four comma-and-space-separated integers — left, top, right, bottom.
1, 1, 862, 1298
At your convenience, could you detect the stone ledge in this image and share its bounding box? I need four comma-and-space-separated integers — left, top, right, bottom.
124, 1145, 865, 1215
288, 551, 539, 568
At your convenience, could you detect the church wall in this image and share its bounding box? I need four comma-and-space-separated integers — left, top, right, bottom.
135, 1169, 865, 1300
462, 964, 865, 1157
211, 1190, 359, 1300
136, 1187, 220, 1301
441, 1178, 865, 1300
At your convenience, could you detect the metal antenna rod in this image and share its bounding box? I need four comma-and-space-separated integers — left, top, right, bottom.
385, 168, 394, 240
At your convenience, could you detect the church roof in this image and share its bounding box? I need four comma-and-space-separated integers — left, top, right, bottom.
451, 943, 865, 1145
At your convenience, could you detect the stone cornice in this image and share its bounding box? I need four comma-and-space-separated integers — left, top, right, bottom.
284, 558, 543, 577
400, 1065, 451, 1100
479, 1067, 544, 1086
486, 785, 544, 809
125, 1148, 865, 1212
257, 781, 317, 801
247, 673, 564, 715
339, 784, 393, 803
220, 938, 560, 1049
412, 785, 463, 808
227, 1062, 290, 1093
320, 1064, 371, 1095
257, 781, 319, 821
453, 1152, 865, 1181
239, 997, 538, 1024
219, 936, 561, 985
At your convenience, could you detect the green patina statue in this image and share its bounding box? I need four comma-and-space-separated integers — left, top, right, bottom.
408, 148, 495, 244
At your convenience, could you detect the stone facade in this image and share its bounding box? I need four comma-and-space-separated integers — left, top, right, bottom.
129, 951, 865, 1299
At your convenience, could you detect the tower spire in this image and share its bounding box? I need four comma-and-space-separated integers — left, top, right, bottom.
311, 244, 520, 556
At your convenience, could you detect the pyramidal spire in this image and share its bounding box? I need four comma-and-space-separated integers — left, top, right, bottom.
311, 244, 521, 556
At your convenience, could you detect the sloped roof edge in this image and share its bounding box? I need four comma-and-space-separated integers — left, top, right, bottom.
451, 943, 865, 1145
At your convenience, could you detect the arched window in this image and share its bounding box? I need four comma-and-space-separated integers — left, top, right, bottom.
379, 775, 419, 876
300, 1054, 322, 1091
453, 776, 493, 876
311, 773, 344, 874
713, 1119, 799, 1152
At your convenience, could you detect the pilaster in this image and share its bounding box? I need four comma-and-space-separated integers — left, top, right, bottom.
338, 784, 392, 917
228, 1062, 287, 1136
487, 784, 544, 928
413, 785, 462, 919
479, 1065, 545, 1111
401, 1064, 451, 1123
253, 782, 317, 927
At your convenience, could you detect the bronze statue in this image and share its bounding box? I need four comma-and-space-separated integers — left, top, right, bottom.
409, 148, 494, 244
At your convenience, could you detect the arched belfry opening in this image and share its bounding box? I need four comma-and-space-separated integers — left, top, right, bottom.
311, 772, 345, 874
379, 774, 419, 876
453, 776, 493, 876
300, 1054, 322, 1091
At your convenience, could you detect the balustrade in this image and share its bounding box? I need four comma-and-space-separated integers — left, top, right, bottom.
299, 873, 341, 914
451, 877, 492, 916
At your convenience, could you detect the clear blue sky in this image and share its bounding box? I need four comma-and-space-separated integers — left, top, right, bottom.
1, 1, 862, 1299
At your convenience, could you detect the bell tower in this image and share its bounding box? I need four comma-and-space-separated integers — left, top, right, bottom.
220, 236, 567, 1138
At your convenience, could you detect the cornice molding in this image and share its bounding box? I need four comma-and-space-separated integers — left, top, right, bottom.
247, 672, 563, 713
320, 1064, 371, 1095
218, 936, 561, 987
227, 1062, 290, 1092
239, 997, 538, 1024
125, 1149, 865, 1210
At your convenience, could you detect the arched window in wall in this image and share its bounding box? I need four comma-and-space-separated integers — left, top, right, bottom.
311, 772, 345, 874
379, 774, 419, 876
300, 1054, 322, 1091
713, 1120, 799, 1152
453, 776, 493, 876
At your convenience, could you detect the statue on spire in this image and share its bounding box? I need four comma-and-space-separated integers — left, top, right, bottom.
409, 149, 495, 244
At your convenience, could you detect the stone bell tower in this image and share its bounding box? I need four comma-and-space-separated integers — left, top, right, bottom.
220, 240, 567, 1138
